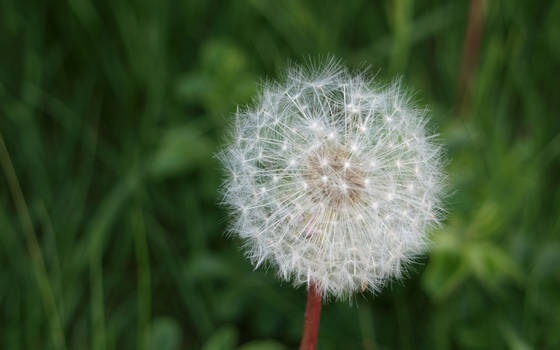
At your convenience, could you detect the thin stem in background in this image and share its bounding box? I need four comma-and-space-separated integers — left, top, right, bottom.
458, 0, 487, 114
300, 283, 322, 350
0, 131, 67, 350
131, 204, 152, 350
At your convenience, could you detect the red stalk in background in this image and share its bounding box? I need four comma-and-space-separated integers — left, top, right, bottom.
300, 283, 322, 350
458, 0, 487, 114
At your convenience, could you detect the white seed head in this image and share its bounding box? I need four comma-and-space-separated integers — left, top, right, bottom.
219, 59, 445, 300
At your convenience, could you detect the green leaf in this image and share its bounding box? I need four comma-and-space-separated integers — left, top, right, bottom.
150, 125, 214, 179
202, 326, 238, 350
422, 250, 469, 299
150, 318, 182, 350
465, 242, 524, 288
500, 322, 532, 350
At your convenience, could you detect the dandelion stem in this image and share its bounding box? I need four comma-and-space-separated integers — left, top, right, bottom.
300, 283, 322, 350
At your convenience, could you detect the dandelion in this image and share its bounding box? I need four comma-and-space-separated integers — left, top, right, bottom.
219, 59, 445, 349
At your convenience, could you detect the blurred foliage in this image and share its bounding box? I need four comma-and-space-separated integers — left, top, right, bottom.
1, 0, 559, 349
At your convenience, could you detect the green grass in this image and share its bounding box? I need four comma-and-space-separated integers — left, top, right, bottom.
1, 0, 559, 349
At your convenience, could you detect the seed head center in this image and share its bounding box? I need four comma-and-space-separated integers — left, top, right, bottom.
305, 143, 366, 207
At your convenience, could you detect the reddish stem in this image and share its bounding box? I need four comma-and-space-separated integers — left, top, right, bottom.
458, 0, 487, 114
300, 283, 322, 350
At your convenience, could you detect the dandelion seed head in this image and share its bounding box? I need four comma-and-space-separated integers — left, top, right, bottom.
219, 59, 445, 300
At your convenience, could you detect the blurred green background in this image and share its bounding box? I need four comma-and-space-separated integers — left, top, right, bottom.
1, 0, 559, 349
